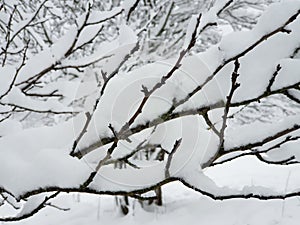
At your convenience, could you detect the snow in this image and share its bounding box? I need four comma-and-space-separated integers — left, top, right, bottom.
15, 194, 49, 218
15, 27, 77, 85
74, 53, 216, 151
267, 136, 300, 162
87, 7, 123, 25
75, 114, 218, 191
4, 182, 300, 225
1, 87, 71, 113
0, 119, 22, 137
0, 66, 16, 97
1, 0, 300, 223
14, 7, 123, 87
118, 24, 137, 45
0, 115, 91, 198
219, 0, 300, 59
256, 0, 300, 34
224, 114, 300, 150
177, 0, 300, 111
73, 24, 102, 50
122, 0, 137, 16
205, 156, 300, 196
183, 15, 198, 49
197, 0, 228, 31
272, 59, 300, 90
10, 1, 45, 39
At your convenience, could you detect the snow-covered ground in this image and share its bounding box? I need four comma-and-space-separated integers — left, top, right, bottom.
4, 182, 300, 225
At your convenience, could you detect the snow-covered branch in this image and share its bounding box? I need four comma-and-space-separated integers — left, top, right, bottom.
1, 0, 300, 221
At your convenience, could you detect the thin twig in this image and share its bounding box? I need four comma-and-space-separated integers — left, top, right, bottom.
165, 138, 182, 178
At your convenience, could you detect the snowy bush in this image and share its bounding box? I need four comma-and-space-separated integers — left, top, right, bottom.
0, 0, 299, 221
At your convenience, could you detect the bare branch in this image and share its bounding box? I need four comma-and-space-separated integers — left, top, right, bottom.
126, 0, 140, 21
0, 42, 29, 100
219, 59, 241, 150
202, 59, 241, 168
165, 138, 182, 178
265, 64, 282, 94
